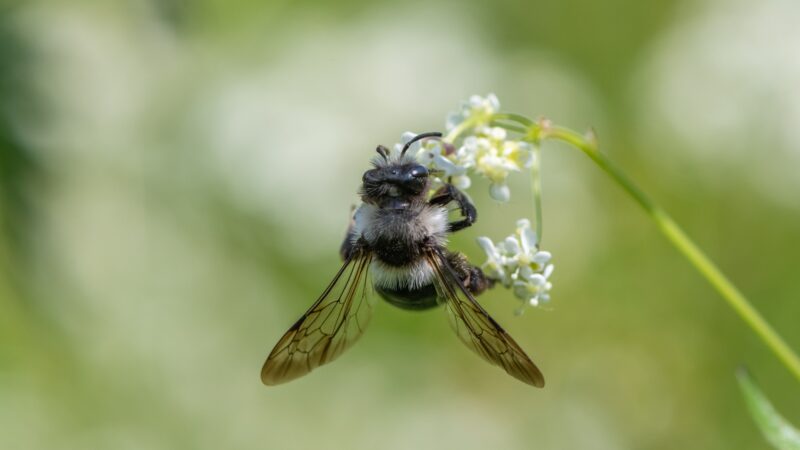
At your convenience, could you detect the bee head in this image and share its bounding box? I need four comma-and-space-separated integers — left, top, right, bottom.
360, 132, 440, 207
361, 162, 429, 204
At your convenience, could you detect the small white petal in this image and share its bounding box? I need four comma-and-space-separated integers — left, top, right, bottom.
512, 281, 534, 300
519, 226, 539, 256
452, 174, 471, 190
495, 241, 507, 254
502, 236, 520, 255
415, 148, 435, 164
468, 95, 483, 108
476, 237, 499, 259
487, 93, 500, 111
432, 154, 463, 176
503, 257, 520, 274
519, 150, 536, 169
532, 251, 551, 265
543, 263, 555, 278
489, 183, 510, 201
527, 273, 547, 286
400, 131, 417, 144
483, 262, 506, 284
463, 136, 479, 151
489, 127, 507, 140
424, 140, 444, 154
399, 131, 433, 156
518, 264, 535, 280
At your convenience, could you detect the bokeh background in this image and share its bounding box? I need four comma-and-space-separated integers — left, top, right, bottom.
2, 0, 799, 449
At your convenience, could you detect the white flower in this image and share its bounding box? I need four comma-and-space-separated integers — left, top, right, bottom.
477, 218, 554, 310
399, 94, 537, 202
489, 183, 511, 202
476, 237, 508, 286
398, 131, 473, 190
455, 126, 535, 202
417, 141, 463, 177
446, 93, 500, 131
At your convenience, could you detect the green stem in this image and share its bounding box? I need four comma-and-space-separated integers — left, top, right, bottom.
443, 109, 799, 381
530, 144, 544, 241
539, 125, 800, 383
491, 115, 545, 239
444, 116, 481, 143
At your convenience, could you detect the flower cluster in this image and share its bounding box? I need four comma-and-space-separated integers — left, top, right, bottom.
395, 94, 555, 312
397, 93, 537, 202
445, 93, 501, 131
457, 127, 535, 201
476, 219, 554, 309
395, 133, 471, 189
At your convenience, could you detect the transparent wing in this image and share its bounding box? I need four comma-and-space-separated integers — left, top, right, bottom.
261, 251, 374, 385
425, 249, 545, 387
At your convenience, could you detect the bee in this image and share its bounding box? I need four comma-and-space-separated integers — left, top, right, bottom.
261, 132, 544, 387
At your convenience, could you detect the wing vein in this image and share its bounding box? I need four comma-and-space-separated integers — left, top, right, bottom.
426, 248, 545, 387
261, 251, 375, 385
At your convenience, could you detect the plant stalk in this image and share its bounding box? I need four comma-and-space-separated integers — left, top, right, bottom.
540, 124, 800, 383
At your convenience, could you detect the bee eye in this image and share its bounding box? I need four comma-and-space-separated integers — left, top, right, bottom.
409, 165, 428, 179
363, 170, 379, 183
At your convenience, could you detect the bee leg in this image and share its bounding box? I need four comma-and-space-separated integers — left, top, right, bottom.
339, 205, 358, 261
446, 251, 495, 296
429, 184, 477, 233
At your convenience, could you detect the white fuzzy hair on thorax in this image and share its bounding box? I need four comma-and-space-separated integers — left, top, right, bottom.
351, 202, 449, 289
351, 203, 448, 248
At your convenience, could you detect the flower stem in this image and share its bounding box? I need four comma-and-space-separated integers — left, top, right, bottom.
491, 114, 545, 239
444, 116, 480, 143
539, 125, 800, 383
530, 144, 544, 241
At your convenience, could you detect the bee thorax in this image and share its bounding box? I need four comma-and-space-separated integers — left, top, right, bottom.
351, 203, 448, 251
349, 202, 448, 288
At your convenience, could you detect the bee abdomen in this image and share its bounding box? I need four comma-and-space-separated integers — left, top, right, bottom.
376, 284, 438, 310
370, 258, 435, 291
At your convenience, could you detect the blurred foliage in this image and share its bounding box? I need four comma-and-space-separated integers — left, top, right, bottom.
1, 0, 800, 449
738, 368, 800, 450
0, 9, 40, 262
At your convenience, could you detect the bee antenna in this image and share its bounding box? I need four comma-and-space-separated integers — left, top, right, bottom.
375, 145, 389, 161
400, 131, 442, 157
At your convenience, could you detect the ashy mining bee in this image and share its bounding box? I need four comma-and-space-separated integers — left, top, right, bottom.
261, 132, 544, 387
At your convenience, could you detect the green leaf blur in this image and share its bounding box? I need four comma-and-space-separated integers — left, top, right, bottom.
737, 368, 800, 450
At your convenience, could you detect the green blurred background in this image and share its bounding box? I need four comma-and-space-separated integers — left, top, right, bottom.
2, 0, 799, 449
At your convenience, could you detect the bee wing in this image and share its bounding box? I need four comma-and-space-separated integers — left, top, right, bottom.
425, 249, 545, 387
261, 251, 375, 385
